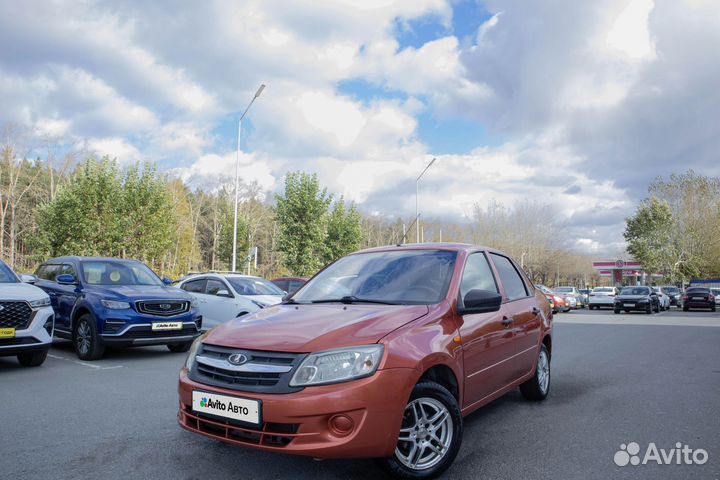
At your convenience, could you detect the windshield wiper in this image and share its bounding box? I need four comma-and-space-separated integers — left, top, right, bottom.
311, 295, 401, 305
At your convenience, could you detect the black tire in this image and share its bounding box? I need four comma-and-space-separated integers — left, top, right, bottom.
520, 344, 551, 401
683, 305, 689, 312
646, 303, 652, 314
167, 341, 193, 353
624, 309, 630, 313
614, 308, 620, 314
73, 314, 105, 360
17, 349, 49, 367
712, 306, 716, 312
377, 381, 463, 480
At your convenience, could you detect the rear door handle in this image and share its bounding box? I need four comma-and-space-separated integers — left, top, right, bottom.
502, 316, 514, 327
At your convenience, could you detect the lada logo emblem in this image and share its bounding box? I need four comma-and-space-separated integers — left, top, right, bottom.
228, 353, 248, 365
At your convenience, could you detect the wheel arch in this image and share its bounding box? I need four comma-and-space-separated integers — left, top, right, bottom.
542, 333, 552, 359
417, 363, 460, 403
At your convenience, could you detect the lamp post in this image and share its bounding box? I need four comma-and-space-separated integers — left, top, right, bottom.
232, 84, 265, 272
416, 157, 436, 243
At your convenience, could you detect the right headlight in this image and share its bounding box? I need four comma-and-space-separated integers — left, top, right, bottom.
290, 345, 384, 387
185, 334, 206, 370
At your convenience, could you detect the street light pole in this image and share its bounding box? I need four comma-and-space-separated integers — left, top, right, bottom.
415, 157, 436, 243
232, 84, 265, 272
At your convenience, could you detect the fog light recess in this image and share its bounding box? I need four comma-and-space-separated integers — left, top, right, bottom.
328, 414, 354, 437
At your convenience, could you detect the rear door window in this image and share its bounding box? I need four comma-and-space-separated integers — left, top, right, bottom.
37, 264, 61, 281
182, 279, 206, 293
490, 253, 529, 301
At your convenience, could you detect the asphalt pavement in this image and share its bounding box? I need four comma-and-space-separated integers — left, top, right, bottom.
1, 308, 719, 480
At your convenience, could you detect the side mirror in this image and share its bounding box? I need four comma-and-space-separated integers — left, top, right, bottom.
20, 274, 37, 284
162, 277, 173, 285
56, 274, 77, 285
217, 289, 232, 298
458, 289, 503, 315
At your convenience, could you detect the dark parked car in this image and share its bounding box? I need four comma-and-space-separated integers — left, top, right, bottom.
271, 277, 309, 294
683, 287, 716, 312
178, 244, 553, 479
35, 257, 202, 360
659, 286, 681, 307
614, 286, 659, 314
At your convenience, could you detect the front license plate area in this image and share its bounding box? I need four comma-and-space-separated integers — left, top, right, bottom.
151, 321, 182, 331
192, 390, 261, 426
0, 328, 15, 338
623, 303, 633, 308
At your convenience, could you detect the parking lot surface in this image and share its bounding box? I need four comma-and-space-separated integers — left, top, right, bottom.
2, 310, 719, 480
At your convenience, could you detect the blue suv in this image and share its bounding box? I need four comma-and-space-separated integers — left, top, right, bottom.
34, 257, 201, 360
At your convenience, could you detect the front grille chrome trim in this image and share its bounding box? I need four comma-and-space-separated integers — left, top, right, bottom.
195, 355, 293, 373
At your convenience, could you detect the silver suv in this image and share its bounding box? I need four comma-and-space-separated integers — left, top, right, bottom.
0, 260, 55, 366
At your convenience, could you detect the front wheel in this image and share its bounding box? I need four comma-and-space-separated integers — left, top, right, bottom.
74, 314, 105, 360
17, 349, 49, 367
377, 381, 463, 480
167, 341, 193, 353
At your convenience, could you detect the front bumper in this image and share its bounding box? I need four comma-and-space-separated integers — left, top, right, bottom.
615, 301, 651, 311
178, 367, 416, 459
101, 316, 202, 347
589, 297, 614, 307
0, 306, 53, 357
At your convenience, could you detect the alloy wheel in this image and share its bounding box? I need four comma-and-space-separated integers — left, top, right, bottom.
76, 321, 91, 356
537, 349, 550, 394
395, 397, 453, 470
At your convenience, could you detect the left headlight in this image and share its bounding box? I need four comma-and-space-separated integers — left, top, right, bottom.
101, 299, 131, 309
290, 345, 384, 387
29, 297, 51, 308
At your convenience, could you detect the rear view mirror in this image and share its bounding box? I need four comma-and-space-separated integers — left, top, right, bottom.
162, 277, 173, 285
20, 274, 37, 284
217, 289, 232, 298
56, 274, 77, 285
458, 289, 503, 315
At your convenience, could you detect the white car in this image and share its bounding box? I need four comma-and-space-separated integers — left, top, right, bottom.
588, 286, 619, 309
711, 288, 720, 306
652, 287, 671, 311
175, 273, 284, 330
0, 261, 55, 367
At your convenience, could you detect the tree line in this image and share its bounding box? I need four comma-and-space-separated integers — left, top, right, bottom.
1, 123, 596, 283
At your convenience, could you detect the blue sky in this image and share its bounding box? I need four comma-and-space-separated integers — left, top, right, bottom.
1, 0, 719, 256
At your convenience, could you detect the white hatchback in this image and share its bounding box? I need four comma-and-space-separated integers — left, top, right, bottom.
588, 286, 619, 309
175, 273, 285, 331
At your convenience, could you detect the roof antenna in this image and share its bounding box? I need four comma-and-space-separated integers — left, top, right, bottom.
398, 214, 420, 246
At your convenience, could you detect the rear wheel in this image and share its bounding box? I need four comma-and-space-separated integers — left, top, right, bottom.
614, 307, 620, 314
167, 341, 193, 353
17, 349, 48, 367
520, 344, 551, 401
378, 381, 462, 480
683, 305, 689, 311
74, 314, 105, 360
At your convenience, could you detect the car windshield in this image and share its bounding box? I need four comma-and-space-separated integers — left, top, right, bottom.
663, 287, 679, 294
554, 287, 573, 293
228, 277, 285, 296
292, 249, 457, 305
594, 287, 614, 292
0, 261, 19, 283
620, 287, 650, 295
81, 260, 163, 286
687, 287, 709, 294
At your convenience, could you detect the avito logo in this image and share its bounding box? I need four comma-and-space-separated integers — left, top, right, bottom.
614, 442, 709, 467
198, 396, 250, 416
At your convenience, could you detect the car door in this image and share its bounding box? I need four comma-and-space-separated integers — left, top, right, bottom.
55, 263, 82, 326
457, 251, 517, 408
489, 252, 542, 381
35, 264, 67, 329
203, 278, 238, 328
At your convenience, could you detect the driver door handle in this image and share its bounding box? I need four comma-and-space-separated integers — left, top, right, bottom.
501, 316, 514, 327
532, 307, 541, 315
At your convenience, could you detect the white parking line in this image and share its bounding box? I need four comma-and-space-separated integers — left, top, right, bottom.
554, 313, 720, 328
47, 354, 125, 370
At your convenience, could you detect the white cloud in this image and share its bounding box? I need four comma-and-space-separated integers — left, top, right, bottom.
87, 138, 142, 162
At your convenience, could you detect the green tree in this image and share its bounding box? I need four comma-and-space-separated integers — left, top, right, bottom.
324, 196, 361, 264
624, 198, 675, 277
275, 172, 331, 276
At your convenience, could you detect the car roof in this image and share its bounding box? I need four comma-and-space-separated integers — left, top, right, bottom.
355, 242, 503, 255
43, 256, 143, 263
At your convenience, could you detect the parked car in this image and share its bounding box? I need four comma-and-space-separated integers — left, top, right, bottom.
588, 286, 618, 309
614, 286, 660, 314
651, 287, 670, 311
578, 288, 591, 305
34, 257, 202, 360
178, 244, 553, 479
659, 286, 681, 307
0, 261, 55, 367
175, 274, 262, 330
553, 286, 585, 308
536, 285, 569, 313
682, 287, 716, 312
711, 288, 720, 307
271, 277, 309, 295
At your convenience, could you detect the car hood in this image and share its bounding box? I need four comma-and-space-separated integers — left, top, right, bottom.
86, 285, 191, 301
0, 282, 49, 301
616, 295, 650, 301
203, 303, 430, 352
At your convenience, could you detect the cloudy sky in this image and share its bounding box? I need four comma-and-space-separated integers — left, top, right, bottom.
1, 0, 719, 256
